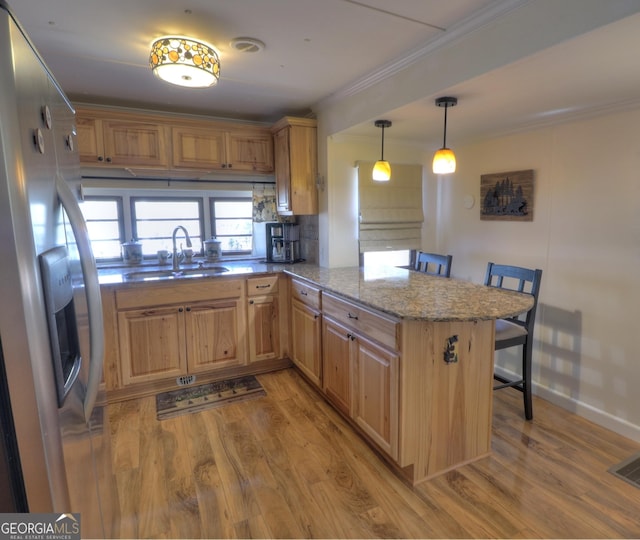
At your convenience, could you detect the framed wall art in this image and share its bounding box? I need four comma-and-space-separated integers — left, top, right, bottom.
480, 169, 534, 221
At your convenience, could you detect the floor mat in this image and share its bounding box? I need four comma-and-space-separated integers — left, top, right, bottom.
609, 451, 640, 489
156, 375, 266, 420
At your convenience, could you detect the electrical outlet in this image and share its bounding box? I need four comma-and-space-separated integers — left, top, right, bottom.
444, 335, 459, 364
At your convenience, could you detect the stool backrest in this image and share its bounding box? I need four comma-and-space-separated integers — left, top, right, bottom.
414, 251, 452, 277
484, 262, 542, 329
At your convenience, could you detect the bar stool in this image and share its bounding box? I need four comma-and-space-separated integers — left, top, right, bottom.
484, 262, 543, 420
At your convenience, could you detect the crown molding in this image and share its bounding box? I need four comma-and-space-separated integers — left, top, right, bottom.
315, 0, 528, 109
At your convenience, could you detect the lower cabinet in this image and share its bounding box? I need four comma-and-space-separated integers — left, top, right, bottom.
290, 277, 322, 387
247, 275, 281, 363
320, 292, 400, 460
321, 317, 352, 416
113, 278, 246, 388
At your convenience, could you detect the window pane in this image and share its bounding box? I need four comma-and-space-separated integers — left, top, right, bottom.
215, 200, 252, 218
132, 198, 203, 257
211, 198, 253, 254
215, 219, 253, 235
79, 198, 123, 260
363, 250, 411, 268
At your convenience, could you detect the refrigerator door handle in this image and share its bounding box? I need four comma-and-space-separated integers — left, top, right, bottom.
55, 174, 104, 423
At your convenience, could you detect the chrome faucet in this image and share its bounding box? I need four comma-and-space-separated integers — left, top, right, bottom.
171, 226, 192, 271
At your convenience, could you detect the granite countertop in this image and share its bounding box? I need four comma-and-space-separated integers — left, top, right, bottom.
284, 264, 534, 322
97, 259, 292, 287
98, 260, 533, 322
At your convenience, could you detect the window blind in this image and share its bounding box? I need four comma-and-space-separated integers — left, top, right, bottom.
357, 161, 423, 253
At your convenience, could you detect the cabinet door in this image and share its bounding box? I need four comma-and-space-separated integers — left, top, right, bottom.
185, 299, 246, 373
118, 306, 186, 385
322, 317, 352, 416
353, 334, 398, 459
291, 299, 322, 387
273, 127, 291, 214
76, 116, 105, 164
102, 120, 168, 167
247, 295, 280, 362
227, 130, 274, 172
171, 125, 226, 170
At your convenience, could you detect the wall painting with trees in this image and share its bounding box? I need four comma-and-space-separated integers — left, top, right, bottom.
480, 169, 534, 221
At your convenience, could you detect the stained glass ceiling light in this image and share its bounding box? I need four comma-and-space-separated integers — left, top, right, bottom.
150, 36, 220, 88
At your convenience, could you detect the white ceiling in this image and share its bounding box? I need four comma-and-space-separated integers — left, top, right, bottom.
8, 0, 640, 148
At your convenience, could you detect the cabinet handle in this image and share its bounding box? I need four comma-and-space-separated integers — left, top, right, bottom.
228, 163, 233, 169
347, 312, 358, 320
106, 156, 112, 163
186, 306, 191, 312
314, 314, 319, 320
256, 284, 271, 289
97, 156, 104, 162
178, 307, 184, 312
249, 300, 254, 304
300, 290, 308, 296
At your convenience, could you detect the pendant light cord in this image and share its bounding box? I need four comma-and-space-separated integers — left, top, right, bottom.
380, 124, 385, 160
442, 104, 448, 148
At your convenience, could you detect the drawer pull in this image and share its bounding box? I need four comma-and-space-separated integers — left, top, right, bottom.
256, 284, 271, 289
300, 290, 308, 296
347, 312, 359, 320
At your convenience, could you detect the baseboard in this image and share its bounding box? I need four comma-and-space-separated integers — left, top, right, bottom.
494, 366, 640, 443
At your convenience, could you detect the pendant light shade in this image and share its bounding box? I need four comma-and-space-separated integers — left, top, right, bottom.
373, 119, 392, 182
432, 97, 457, 175
150, 36, 220, 88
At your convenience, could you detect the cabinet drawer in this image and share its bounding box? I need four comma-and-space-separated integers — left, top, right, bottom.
322, 292, 399, 351
247, 275, 279, 296
115, 278, 244, 309
290, 277, 321, 310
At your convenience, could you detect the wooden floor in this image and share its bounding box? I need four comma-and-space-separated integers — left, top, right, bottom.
108, 368, 640, 539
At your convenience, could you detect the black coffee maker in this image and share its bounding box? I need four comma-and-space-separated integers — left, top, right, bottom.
265, 222, 301, 263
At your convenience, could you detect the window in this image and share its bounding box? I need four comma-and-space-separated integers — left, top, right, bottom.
131, 197, 204, 256
362, 250, 411, 268
78, 196, 124, 261
210, 198, 253, 254
78, 188, 257, 263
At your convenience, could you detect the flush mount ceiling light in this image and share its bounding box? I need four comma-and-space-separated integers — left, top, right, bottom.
149, 36, 220, 88
373, 119, 392, 182
432, 96, 458, 175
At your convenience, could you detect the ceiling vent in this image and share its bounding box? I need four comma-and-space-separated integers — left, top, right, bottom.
230, 37, 265, 53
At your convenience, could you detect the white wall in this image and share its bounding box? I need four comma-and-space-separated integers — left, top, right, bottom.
318, 106, 640, 442
442, 107, 640, 440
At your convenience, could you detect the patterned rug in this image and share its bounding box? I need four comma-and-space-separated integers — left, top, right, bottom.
156, 375, 266, 420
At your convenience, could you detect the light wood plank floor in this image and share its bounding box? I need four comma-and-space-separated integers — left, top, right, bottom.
108, 368, 640, 538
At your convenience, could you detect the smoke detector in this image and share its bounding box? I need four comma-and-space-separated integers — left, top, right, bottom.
230, 37, 265, 53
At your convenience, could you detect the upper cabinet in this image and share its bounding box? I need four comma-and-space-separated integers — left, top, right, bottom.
271, 117, 317, 215
172, 125, 273, 173
76, 112, 168, 168
75, 106, 274, 175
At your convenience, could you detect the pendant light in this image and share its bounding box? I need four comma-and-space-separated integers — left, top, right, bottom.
372, 120, 392, 182
432, 97, 458, 174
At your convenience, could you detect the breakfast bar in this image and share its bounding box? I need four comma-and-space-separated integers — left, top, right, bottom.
283, 264, 534, 484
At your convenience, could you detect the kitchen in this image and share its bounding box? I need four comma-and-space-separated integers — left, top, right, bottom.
2, 1, 640, 538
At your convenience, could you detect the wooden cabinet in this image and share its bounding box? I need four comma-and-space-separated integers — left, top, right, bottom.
75, 106, 274, 174
321, 292, 400, 459
114, 279, 245, 387
171, 125, 273, 172
271, 117, 317, 215
247, 275, 281, 363
76, 111, 168, 167
322, 317, 352, 416
290, 277, 322, 387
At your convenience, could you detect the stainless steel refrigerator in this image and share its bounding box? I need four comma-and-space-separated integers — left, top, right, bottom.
0, 2, 114, 536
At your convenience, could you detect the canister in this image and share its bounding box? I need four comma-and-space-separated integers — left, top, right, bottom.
121, 239, 143, 265
204, 238, 222, 261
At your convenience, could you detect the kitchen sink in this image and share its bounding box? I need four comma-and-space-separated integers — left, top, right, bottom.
125, 266, 229, 280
